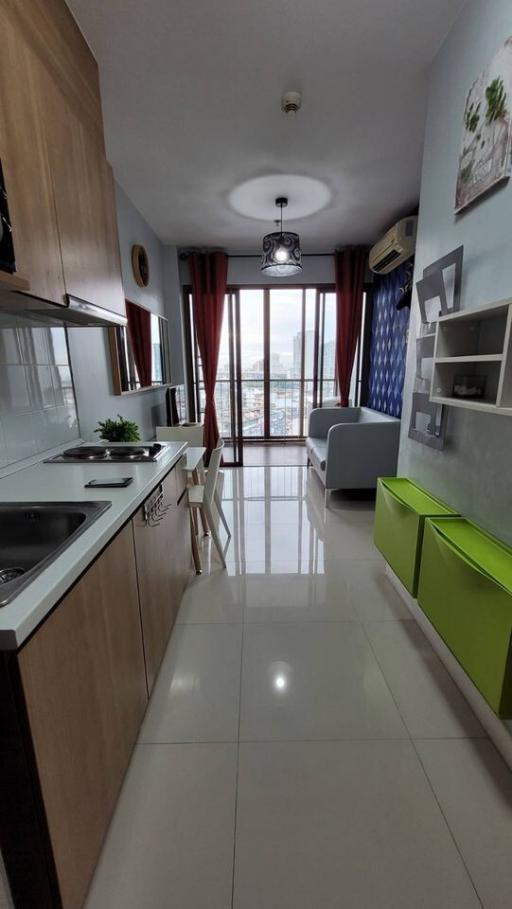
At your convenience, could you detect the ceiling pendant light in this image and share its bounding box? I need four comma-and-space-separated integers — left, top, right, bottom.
261, 197, 302, 277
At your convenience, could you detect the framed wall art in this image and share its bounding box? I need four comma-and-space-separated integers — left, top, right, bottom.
455, 37, 512, 213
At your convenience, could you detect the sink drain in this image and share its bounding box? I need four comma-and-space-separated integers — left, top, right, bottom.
0, 568, 25, 585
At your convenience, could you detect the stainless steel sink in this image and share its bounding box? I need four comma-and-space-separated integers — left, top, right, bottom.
0, 501, 111, 607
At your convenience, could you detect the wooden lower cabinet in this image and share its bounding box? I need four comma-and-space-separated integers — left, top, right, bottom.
0, 464, 192, 909
17, 523, 148, 909
132, 457, 192, 692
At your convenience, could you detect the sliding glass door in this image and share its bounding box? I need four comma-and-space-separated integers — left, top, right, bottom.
185, 284, 364, 463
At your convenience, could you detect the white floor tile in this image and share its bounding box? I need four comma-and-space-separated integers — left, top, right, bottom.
85, 744, 236, 909
240, 621, 407, 740
365, 620, 485, 738
139, 624, 242, 743
322, 516, 382, 560
416, 738, 512, 909
177, 568, 244, 624
242, 561, 356, 622
233, 740, 481, 909
342, 559, 412, 620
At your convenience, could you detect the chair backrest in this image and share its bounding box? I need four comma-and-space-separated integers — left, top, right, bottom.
156, 424, 204, 445
204, 440, 224, 506
358, 407, 400, 425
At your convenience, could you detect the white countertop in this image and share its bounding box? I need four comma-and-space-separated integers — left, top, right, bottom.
0, 441, 187, 650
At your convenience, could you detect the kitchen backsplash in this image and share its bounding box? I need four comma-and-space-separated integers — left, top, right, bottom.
0, 312, 79, 467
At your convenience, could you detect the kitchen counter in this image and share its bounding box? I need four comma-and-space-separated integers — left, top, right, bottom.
0, 441, 187, 649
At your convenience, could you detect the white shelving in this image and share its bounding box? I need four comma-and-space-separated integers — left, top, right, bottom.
430, 298, 512, 415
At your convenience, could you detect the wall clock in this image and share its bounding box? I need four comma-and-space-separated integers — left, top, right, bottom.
131, 244, 150, 287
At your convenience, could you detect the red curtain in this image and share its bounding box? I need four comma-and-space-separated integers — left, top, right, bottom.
335, 248, 368, 406
126, 300, 152, 387
190, 251, 228, 456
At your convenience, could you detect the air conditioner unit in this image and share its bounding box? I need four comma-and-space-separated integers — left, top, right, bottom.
369, 216, 417, 275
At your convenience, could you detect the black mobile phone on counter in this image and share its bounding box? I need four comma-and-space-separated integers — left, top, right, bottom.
84, 477, 134, 489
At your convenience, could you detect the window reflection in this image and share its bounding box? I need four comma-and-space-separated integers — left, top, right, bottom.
220, 466, 325, 576
110, 303, 169, 392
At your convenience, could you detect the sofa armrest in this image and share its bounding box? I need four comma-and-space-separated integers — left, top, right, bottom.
325, 421, 400, 489
308, 407, 359, 438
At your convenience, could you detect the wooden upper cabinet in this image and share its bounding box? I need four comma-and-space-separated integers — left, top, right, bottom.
0, 0, 125, 316
44, 84, 126, 316
18, 523, 148, 909
0, 8, 65, 302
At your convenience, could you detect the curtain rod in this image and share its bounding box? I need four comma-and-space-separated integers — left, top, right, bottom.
179, 252, 334, 260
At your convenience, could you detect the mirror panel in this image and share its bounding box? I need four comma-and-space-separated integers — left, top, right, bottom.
109, 300, 170, 394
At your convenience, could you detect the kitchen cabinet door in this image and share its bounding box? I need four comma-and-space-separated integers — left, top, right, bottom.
133, 463, 192, 692
17, 523, 147, 909
0, 8, 65, 302
44, 81, 126, 317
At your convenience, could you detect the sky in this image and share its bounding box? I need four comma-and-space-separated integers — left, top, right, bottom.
218, 288, 336, 370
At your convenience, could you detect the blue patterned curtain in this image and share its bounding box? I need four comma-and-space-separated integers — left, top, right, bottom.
367, 263, 411, 417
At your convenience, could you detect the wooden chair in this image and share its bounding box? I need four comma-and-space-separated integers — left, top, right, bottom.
187, 441, 228, 568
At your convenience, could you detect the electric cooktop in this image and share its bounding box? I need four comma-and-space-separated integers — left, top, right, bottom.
44, 443, 165, 464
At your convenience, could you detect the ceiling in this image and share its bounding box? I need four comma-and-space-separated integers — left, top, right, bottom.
68, 0, 467, 252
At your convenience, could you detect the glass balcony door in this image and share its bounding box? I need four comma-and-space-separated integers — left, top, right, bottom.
185, 283, 366, 462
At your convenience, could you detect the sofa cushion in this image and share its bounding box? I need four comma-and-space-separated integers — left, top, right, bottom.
306, 436, 327, 471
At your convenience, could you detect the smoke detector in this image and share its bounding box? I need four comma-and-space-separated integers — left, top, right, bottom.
281, 91, 302, 116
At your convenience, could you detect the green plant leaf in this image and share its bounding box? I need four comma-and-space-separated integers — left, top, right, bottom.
485, 76, 508, 123
94, 414, 141, 442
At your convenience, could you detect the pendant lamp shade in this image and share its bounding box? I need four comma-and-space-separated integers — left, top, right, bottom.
261, 197, 302, 277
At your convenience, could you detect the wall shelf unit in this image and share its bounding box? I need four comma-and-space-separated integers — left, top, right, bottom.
430, 298, 512, 415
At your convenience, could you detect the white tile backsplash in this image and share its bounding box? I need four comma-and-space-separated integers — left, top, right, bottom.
0, 313, 79, 466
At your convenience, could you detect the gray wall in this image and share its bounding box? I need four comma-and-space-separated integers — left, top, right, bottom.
68, 184, 183, 440
399, 0, 512, 544
179, 253, 335, 287
164, 246, 185, 384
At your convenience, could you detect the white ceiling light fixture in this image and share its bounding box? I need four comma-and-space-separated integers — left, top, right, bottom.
281, 91, 302, 117
261, 197, 302, 277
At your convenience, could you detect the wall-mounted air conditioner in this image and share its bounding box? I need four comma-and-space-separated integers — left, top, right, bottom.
369, 216, 417, 275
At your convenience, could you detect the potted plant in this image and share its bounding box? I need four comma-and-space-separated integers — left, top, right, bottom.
94, 414, 141, 442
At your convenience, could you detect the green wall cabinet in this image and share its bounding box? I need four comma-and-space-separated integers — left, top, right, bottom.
373, 478, 456, 595
418, 518, 512, 717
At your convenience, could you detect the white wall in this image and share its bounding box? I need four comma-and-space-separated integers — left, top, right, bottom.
399, 0, 512, 543
0, 315, 79, 466
68, 184, 183, 439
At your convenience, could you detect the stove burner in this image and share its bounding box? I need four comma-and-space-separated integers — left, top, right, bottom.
63, 446, 109, 460
112, 446, 149, 459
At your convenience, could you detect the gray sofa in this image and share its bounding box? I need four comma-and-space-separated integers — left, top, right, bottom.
306, 407, 400, 504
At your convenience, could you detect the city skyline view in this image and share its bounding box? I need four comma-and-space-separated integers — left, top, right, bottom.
191, 286, 358, 442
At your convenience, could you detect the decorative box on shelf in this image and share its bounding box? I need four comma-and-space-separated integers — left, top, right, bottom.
430, 298, 512, 415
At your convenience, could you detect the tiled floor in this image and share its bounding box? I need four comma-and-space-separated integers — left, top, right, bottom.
239, 444, 307, 466
85, 466, 512, 909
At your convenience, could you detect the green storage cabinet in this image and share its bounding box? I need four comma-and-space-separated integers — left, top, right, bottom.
418, 518, 512, 717
373, 478, 456, 595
